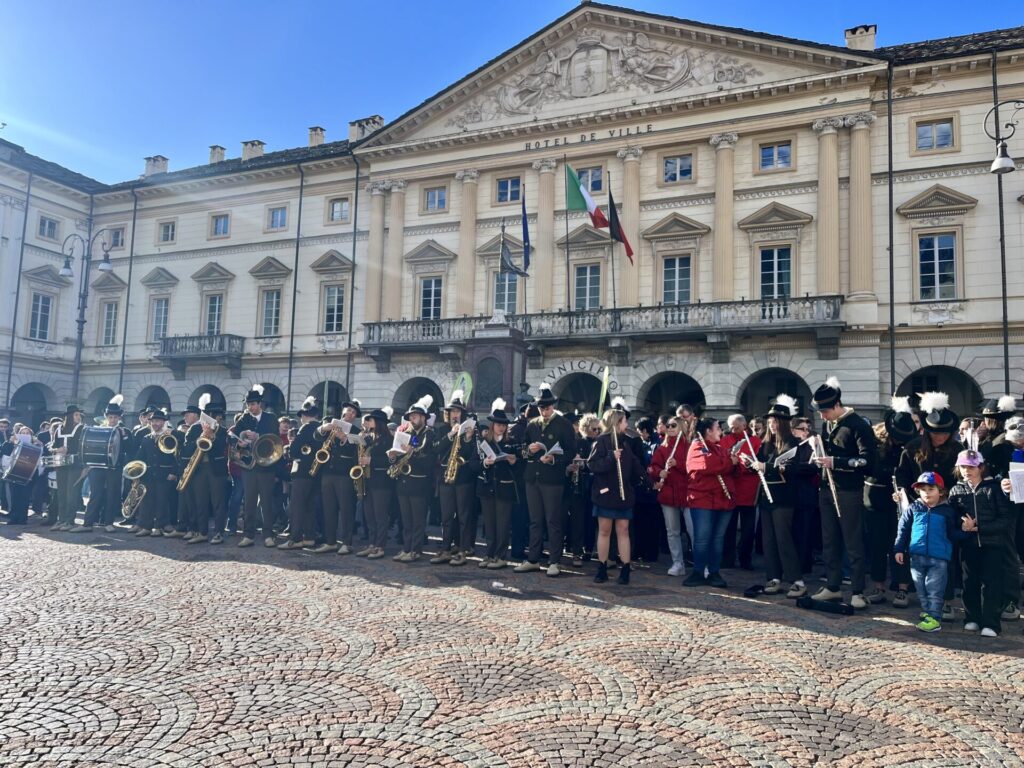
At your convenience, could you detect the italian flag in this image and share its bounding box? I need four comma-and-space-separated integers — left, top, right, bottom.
565, 165, 609, 228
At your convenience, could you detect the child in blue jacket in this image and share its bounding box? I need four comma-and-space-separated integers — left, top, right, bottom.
893, 471, 963, 632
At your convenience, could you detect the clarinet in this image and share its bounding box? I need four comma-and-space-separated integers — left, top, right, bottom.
696, 432, 732, 501
743, 429, 773, 504
813, 433, 842, 519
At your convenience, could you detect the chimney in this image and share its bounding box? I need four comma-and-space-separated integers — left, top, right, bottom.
143, 155, 169, 176
844, 24, 877, 51
348, 115, 385, 142
308, 126, 325, 147
209, 145, 225, 164
241, 140, 265, 161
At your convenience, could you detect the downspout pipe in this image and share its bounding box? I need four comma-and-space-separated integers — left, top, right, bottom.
117, 187, 139, 394
345, 151, 361, 395
887, 61, 896, 396
285, 164, 306, 412
4, 170, 33, 415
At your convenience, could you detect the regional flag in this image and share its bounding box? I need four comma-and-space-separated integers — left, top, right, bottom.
566, 164, 609, 228
607, 189, 634, 264
521, 186, 531, 273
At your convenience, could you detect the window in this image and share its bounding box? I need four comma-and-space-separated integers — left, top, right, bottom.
420, 277, 443, 320
210, 213, 230, 238
662, 154, 693, 184
496, 176, 521, 204
758, 140, 792, 172
37, 216, 59, 240
260, 289, 281, 337
918, 232, 956, 301
101, 301, 118, 346
575, 264, 601, 311
204, 293, 223, 336
662, 256, 691, 305
28, 292, 51, 341
151, 298, 169, 341
494, 271, 518, 314
158, 220, 176, 243
576, 166, 603, 193
268, 206, 288, 230
322, 285, 345, 333
915, 118, 955, 152
760, 246, 792, 299
423, 186, 447, 213
109, 227, 125, 249
327, 197, 350, 223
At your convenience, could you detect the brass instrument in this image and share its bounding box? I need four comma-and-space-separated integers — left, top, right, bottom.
121, 460, 147, 519
176, 418, 217, 493
443, 425, 468, 485
234, 433, 284, 470
157, 431, 179, 457
350, 435, 369, 498
311, 426, 341, 478
387, 433, 420, 479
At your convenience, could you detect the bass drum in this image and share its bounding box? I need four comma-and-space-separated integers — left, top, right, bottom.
81, 426, 121, 468
2, 443, 43, 485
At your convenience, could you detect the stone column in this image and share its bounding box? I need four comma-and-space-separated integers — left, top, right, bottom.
382, 180, 406, 321
846, 112, 877, 297
363, 181, 388, 323
532, 158, 556, 311
813, 117, 843, 296
616, 145, 643, 306
709, 133, 738, 302
454, 169, 479, 316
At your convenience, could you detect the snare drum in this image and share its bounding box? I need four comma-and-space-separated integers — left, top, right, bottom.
2, 443, 42, 485
41, 453, 75, 469
81, 426, 121, 468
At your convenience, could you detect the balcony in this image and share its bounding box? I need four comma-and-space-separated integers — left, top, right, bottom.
156, 334, 245, 380
362, 295, 844, 368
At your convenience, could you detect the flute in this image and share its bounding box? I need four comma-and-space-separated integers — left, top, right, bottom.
611, 428, 625, 501
656, 431, 683, 492
696, 432, 732, 501
813, 434, 842, 519
742, 429, 773, 505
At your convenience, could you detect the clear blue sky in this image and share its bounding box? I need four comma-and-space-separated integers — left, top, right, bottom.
3, 1, 1021, 183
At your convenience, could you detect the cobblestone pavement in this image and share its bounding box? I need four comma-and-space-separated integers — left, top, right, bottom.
1, 526, 1023, 767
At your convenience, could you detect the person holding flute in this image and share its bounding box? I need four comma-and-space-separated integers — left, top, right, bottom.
683, 417, 738, 588
649, 416, 689, 576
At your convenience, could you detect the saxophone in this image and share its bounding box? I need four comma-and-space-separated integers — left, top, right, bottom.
350, 435, 369, 498
443, 427, 467, 485
311, 427, 339, 478
387, 430, 423, 479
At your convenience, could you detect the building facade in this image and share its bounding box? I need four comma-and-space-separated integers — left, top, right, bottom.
2, 3, 1023, 428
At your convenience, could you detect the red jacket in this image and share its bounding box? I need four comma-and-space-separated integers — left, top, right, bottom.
649, 439, 689, 508
721, 431, 762, 507
685, 438, 736, 511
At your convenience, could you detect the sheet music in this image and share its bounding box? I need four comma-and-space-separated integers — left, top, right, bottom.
1010, 462, 1024, 504
332, 418, 352, 434
543, 442, 563, 458
459, 419, 477, 436
774, 445, 799, 468
346, 433, 363, 445
389, 430, 412, 453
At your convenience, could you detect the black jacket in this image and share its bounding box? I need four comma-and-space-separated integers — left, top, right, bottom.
895, 436, 960, 496
587, 432, 643, 511
947, 477, 1016, 548
366, 431, 394, 491
757, 435, 800, 508
394, 426, 436, 496
288, 420, 320, 477
134, 430, 177, 485
523, 414, 576, 486
476, 436, 518, 502
822, 410, 876, 492
230, 411, 280, 473
439, 427, 479, 486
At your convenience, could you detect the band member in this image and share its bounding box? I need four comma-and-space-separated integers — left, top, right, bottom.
570, 414, 600, 566
358, 407, 394, 559
133, 409, 178, 536
279, 397, 321, 550
810, 377, 877, 609
509, 400, 538, 560
721, 414, 761, 571
684, 417, 738, 587
433, 390, 479, 566
515, 383, 576, 577
195, 398, 229, 544
169, 401, 203, 539
315, 399, 362, 555
133, 407, 153, 438
230, 384, 281, 548
391, 395, 436, 562
476, 398, 517, 569
50, 404, 85, 532
649, 414, 689, 577
76, 394, 133, 533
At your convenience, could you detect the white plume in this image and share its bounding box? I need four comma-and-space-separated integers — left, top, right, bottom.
252, 383, 265, 396
302, 396, 316, 408
198, 393, 211, 410
776, 393, 798, 416
889, 395, 912, 414
824, 376, 841, 389
451, 388, 464, 402
382, 406, 394, 419
918, 391, 949, 414
491, 397, 506, 413
416, 394, 433, 410
109, 394, 124, 406
611, 396, 627, 410
351, 398, 361, 408
537, 382, 552, 395
998, 395, 1017, 413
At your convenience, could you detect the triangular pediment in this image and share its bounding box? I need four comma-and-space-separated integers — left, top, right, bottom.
140, 267, 178, 289
406, 239, 457, 263
90, 271, 128, 292
642, 212, 711, 240
248, 256, 293, 279
897, 184, 978, 219
310, 250, 354, 274
557, 224, 613, 249
191, 262, 235, 283
22, 265, 72, 288
738, 202, 813, 231
478, 232, 525, 257
360, 5, 878, 147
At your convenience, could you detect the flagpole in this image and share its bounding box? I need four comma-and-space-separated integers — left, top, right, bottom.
563, 155, 571, 319
520, 193, 528, 318
607, 169, 618, 311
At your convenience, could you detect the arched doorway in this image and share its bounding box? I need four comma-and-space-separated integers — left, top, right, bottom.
85, 387, 116, 422
738, 368, 813, 419
135, 385, 171, 414
897, 366, 983, 420
308, 381, 349, 419
392, 377, 444, 420
551, 372, 604, 415
10, 383, 55, 428
635, 372, 706, 418
259, 382, 286, 416
189, 384, 226, 411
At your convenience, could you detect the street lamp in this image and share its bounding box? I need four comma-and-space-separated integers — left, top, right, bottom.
982, 99, 1022, 393
60, 229, 114, 402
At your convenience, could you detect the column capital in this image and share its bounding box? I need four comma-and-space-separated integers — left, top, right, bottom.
367, 180, 389, 195
844, 112, 877, 130
532, 157, 557, 173
616, 145, 644, 162
385, 179, 407, 193
709, 132, 739, 150
812, 116, 844, 135
454, 169, 480, 184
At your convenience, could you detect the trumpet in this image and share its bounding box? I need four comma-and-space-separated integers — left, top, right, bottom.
121, 460, 147, 519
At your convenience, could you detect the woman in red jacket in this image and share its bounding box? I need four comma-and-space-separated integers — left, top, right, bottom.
684, 417, 738, 587
649, 417, 689, 576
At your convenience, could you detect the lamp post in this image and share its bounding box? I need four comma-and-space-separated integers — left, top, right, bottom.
60, 229, 114, 403
983, 98, 1022, 394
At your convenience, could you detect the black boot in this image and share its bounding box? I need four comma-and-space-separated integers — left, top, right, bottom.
594, 561, 608, 583
617, 562, 631, 585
